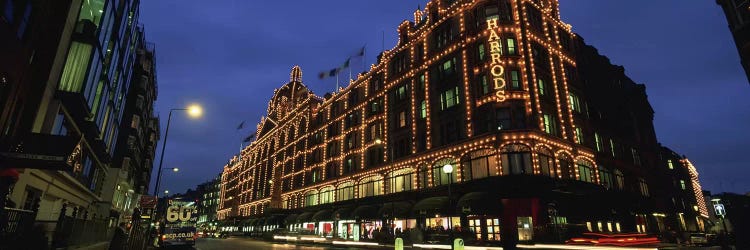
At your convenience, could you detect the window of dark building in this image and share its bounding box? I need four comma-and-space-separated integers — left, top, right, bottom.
326, 141, 339, 158
419, 100, 427, 119
345, 132, 359, 151
416, 44, 424, 62
434, 21, 456, 49
394, 110, 408, 128
394, 84, 408, 102
543, 113, 558, 136
366, 121, 383, 142
327, 121, 340, 138
366, 147, 384, 168
509, 69, 522, 90
440, 86, 461, 110
325, 162, 339, 179
368, 97, 384, 116
435, 56, 458, 80
309, 148, 322, 164
417, 131, 427, 152
344, 155, 359, 174
345, 111, 360, 129
476, 74, 491, 97
526, 4, 543, 32
532, 43, 548, 67
477, 42, 487, 62
495, 36, 518, 56
348, 88, 361, 106
369, 77, 384, 96
307, 168, 322, 184
390, 52, 409, 75
393, 137, 410, 159
440, 119, 461, 145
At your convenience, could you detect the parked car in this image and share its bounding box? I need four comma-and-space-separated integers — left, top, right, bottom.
690, 233, 715, 246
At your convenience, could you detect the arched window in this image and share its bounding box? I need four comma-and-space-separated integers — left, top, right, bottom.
417, 164, 430, 189
537, 147, 556, 177
501, 144, 532, 175
432, 158, 458, 186
576, 160, 594, 183
358, 176, 383, 197
320, 186, 334, 204
336, 181, 354, 201
558, 154, 573, 179
461, 149, 499, 181
387, 168, 414, 193
304, 190, 318, 207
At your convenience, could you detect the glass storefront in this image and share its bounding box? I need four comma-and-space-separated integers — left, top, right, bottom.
317, 221, 334, 237
425, 216, 460, 231
517, 216, 533, 241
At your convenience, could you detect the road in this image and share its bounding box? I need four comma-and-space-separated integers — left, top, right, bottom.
194, 237, 369, 250
192, 237, 733, 250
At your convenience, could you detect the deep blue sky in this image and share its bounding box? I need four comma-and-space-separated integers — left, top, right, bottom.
140, 1, 750, 195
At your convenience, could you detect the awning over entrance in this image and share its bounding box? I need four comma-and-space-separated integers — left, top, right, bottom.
284, 214, 298, 225
333, 206, 354, 220
352, 205, 379, 220
264, 215, 285, 226
311, 209, 333, 222
456, 192, 502, 215
297, 211, 315, 223
412, 196, 449, 215
378, 202, 413, 218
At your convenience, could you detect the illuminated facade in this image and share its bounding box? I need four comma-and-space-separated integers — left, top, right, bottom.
218, 0, 707, 244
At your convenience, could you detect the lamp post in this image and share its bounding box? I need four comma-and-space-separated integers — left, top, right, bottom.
443, 163, 454, 249
156, 167, 179, 197
153, 104, 202, 197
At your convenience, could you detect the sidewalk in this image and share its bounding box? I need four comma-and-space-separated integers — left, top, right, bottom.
66, 241, 109, 250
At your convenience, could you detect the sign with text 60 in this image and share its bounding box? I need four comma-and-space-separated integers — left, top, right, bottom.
166, 205, 195, 222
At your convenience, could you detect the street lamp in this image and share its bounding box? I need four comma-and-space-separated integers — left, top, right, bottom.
164, 190, 169, 194
442, 163, 454, 247
153, 104, 203, 197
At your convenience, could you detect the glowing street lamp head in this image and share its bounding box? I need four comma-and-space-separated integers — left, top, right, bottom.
187, 104, 203, 118
164, 190, 169, 194
442, 164, 453, 174
172, 167, 179, 172
375, 138, 383, 144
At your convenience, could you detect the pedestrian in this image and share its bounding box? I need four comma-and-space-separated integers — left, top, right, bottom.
109, 222, 129, 250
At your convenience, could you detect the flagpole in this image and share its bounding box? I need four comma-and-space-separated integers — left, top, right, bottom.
335, 70, 339, 93
362, 46, 366, 74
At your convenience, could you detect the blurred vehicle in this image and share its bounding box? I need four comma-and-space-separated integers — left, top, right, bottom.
567, 232, 661, 247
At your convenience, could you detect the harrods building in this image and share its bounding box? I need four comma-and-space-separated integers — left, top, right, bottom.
217, 0, 708, 243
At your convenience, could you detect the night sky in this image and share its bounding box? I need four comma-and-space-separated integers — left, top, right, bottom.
139, 1, 750, 195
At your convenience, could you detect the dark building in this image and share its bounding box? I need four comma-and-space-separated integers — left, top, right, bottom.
105, 26, 160, 224
197, 174, 221, 225
0, 0, 154, 247
218, 0, 707, 246
716, 0, 750, 83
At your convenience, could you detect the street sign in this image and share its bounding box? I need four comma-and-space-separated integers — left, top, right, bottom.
140, 195, 157, 209
714, 204, 726, 216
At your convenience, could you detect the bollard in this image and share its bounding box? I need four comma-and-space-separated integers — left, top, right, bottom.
453, 238, 464, 250
394, 237, 403, 250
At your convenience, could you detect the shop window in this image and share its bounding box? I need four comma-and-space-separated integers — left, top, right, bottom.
486, 218, 501, 241
501, 144, 532, 175
538, 148, 556, 177
320, 187, 334, 204
461, 149, 499, 181
336, 182, 354, 201
387, 169, 414, 193
432, 158, 457, 186
576, 160, 594, 183
358, 176, 383, 197
517, 217, 533, 241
